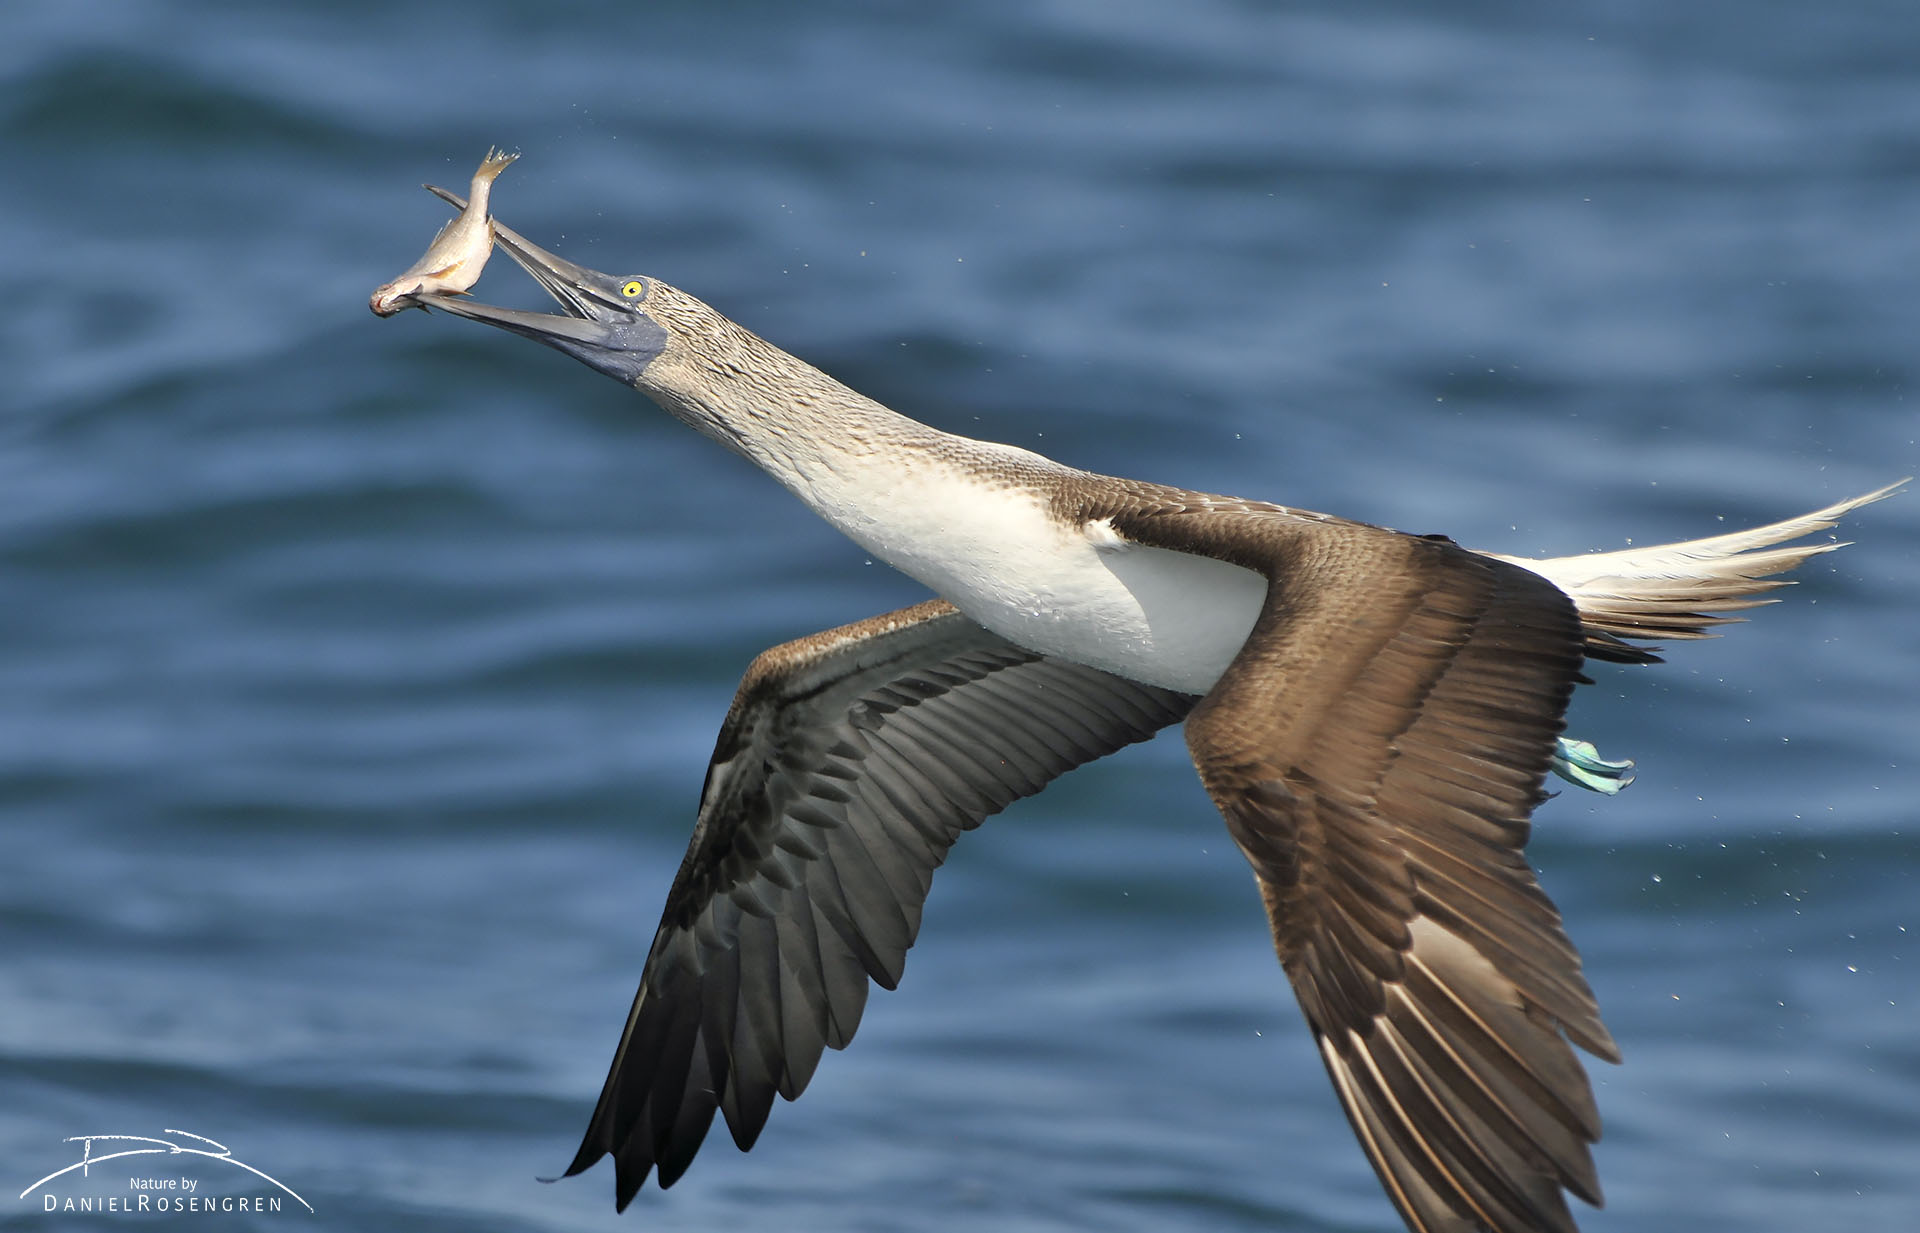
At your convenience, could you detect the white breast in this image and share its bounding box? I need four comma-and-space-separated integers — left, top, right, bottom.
791, 450, 1266, 695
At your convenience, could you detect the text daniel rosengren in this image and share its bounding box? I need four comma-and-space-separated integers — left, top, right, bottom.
43, 1178, 283, 1214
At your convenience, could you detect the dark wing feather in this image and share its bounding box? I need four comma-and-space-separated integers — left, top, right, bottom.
1104, 499, 1616, 1233
565, 599, 1195, 1207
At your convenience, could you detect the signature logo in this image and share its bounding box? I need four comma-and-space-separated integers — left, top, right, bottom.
21, 1128, 312, 1215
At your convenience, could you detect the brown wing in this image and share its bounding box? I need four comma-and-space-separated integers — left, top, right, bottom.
564, 599, 1196, 1208
1105, 501, 1617, 1233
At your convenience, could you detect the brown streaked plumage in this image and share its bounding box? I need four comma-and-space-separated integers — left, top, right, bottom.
379, 185, 1903, 1232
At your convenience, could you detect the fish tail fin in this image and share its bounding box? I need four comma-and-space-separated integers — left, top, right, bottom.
478, 147, 521, 181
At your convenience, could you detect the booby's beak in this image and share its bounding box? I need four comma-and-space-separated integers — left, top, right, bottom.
413, 184, 668, 383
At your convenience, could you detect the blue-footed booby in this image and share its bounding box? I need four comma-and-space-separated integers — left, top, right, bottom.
392, 183, 1900, 1233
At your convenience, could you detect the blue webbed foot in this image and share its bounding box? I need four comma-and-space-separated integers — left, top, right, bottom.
1552, 737, 1635, 795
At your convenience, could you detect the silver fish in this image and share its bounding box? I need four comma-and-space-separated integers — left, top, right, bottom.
370, 147, 518, 317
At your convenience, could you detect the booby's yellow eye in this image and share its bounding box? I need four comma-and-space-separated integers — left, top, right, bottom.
621, 280, 646, 299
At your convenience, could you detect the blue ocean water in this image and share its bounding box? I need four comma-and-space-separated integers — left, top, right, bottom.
2, 1, 1916, 1230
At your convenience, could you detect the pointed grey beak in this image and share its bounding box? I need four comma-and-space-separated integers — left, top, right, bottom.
412, 185, 668, 384
422, 184, 625, 324
415, 292, 620, 348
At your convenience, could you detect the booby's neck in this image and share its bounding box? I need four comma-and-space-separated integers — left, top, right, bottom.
632, 283, 964, 491
624, 283, 1270, 697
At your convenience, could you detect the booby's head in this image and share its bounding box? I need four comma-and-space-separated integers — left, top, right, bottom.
415, 193, 672, 389
409, 187, 871, 466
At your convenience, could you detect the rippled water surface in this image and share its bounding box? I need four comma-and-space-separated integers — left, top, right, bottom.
3, 2, 1917, 1230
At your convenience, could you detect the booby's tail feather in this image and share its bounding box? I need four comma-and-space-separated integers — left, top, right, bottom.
1489, 480, 1906, 664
